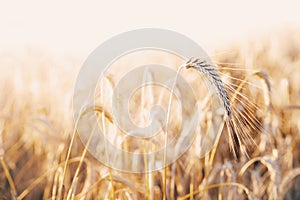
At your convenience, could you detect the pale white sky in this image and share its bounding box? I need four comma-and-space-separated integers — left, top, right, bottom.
1, 0, 299, 58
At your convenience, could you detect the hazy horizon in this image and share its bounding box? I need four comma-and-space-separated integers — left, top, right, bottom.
1, 0, 299, 58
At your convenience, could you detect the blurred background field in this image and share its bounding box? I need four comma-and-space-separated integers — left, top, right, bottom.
1, 1, 300, 199
1, 29, 300, 199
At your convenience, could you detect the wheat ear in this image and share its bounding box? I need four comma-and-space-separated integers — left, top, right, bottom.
183, 57, 232, 116
183, 58, 243, 157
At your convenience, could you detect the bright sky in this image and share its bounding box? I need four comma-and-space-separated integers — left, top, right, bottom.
1, 0, 299, 58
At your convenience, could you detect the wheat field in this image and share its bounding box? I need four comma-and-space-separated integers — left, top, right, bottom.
0, 30, 300, 200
